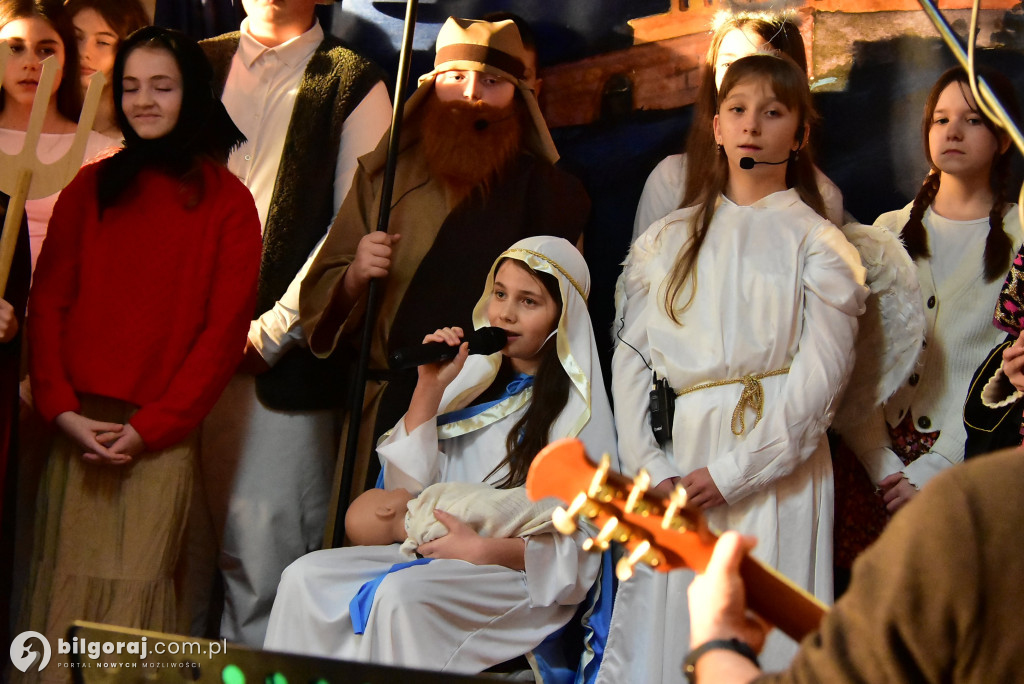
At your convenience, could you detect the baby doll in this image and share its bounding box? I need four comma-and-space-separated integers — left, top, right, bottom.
346, 482, 557, 559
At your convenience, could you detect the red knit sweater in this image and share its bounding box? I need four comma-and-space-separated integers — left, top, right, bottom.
29, 161, 261, 450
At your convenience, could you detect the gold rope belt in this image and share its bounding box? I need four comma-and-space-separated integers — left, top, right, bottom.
675, 368, 791, 436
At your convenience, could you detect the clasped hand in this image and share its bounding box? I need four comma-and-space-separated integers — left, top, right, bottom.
877, 471, 917, 513
55, 411, 145, 465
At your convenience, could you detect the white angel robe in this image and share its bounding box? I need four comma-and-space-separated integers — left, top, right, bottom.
599, 189, 867, 683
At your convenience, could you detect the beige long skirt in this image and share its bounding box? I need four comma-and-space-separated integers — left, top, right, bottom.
19, 395, 195, 683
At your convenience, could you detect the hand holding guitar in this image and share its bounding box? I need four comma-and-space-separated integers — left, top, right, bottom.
525, 438, 826, 644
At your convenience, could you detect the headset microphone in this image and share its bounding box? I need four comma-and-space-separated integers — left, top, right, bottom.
739, 156, 790, 170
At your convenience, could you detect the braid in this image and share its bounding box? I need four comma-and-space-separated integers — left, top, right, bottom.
984, 184, 1011, 282
903, 171, 941, 261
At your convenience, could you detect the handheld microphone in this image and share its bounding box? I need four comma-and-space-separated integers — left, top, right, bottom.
739, 156, 790, 170
388, 327, 507, 370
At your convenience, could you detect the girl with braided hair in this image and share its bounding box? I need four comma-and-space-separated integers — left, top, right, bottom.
843, 67, 1021, 520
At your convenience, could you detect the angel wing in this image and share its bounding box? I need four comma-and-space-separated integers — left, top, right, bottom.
833, 222, 926, 431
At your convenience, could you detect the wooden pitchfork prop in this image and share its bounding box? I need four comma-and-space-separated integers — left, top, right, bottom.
0, 46, 105, 294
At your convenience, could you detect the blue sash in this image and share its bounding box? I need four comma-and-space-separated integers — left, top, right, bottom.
349, 558, 434, 634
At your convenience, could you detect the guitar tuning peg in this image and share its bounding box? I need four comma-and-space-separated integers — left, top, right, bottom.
624, 469, 651, 514
582, 516, 625, 552
552, 492, 589, 535
587, 453, 612, 500
615, 539, 654, 581
661, 484, 689, 530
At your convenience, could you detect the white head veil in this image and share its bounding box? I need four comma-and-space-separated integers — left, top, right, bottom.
435, 236, 618, 469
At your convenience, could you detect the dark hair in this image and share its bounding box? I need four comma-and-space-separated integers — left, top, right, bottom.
682, 12, 808, 213
902, 66, 1020, 282
96, 26, 244, 214
487, 259, 570, 489
0, 0, 83, 120
65, 0, 149, 42
665, 53, 823, 322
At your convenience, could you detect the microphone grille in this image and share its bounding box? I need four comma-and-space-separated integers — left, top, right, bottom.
739, 157, 755, 170
469, 327, 507, 355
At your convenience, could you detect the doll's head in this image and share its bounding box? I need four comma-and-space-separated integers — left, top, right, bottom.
345, 488, 415, 546
0, 0, 82, 120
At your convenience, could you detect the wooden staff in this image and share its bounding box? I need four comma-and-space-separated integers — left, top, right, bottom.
331, 0, 420, 547
0, 51, 105, 294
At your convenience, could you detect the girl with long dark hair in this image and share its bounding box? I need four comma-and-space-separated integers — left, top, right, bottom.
265, 236, 617, 674
20, 26, 260, 675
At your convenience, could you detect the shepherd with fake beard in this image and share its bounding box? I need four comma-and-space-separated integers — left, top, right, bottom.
300, 17, 589, 503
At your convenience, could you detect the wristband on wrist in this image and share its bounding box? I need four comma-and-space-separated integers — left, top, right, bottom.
683, 638, 760, 683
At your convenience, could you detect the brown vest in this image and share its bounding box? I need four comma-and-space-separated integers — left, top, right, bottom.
201, 32, 383, 410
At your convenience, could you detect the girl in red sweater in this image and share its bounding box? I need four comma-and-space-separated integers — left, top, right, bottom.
22, 26, 260, 665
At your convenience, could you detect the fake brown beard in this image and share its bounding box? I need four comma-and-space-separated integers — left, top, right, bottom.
420, 95, 524, 200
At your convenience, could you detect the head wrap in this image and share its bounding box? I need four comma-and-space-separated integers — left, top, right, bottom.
436, 236, 619, 469
404, 17, 559, 164
98, 26, 244, 212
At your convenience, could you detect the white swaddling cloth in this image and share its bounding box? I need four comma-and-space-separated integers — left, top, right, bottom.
400, 482, 557, 558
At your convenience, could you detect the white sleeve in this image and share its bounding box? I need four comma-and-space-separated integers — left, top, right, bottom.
903, 402, 966, 489
839, 408, 905, 484
708, 225, 868, 504
249, 82, 392, 364
523, 530, 601, 607
903, 452, 955, 490
611, 231, 684, 485
632, 155, 685, 243
332, 81, 392, 217
248, 235, 326, 365
377, 417, 445, 494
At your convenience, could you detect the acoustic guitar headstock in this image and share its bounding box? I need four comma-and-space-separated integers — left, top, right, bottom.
525, 437, 719, 581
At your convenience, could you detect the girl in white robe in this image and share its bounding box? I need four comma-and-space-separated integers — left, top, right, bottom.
598, 54, 867, 684
264, 235, 618, 675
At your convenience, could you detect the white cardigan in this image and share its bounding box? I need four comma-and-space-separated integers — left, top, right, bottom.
847, 202, 1022, 488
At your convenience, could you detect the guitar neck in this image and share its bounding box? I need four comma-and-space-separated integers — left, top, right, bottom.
738, 554, 827, 642
525, 438, 828, 644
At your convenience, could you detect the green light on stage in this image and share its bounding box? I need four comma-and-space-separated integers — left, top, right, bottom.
269, 672, 288, 684
222, 664, 245, 684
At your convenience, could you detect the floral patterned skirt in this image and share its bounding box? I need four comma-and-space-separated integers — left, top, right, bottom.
833, 413, 939, 569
